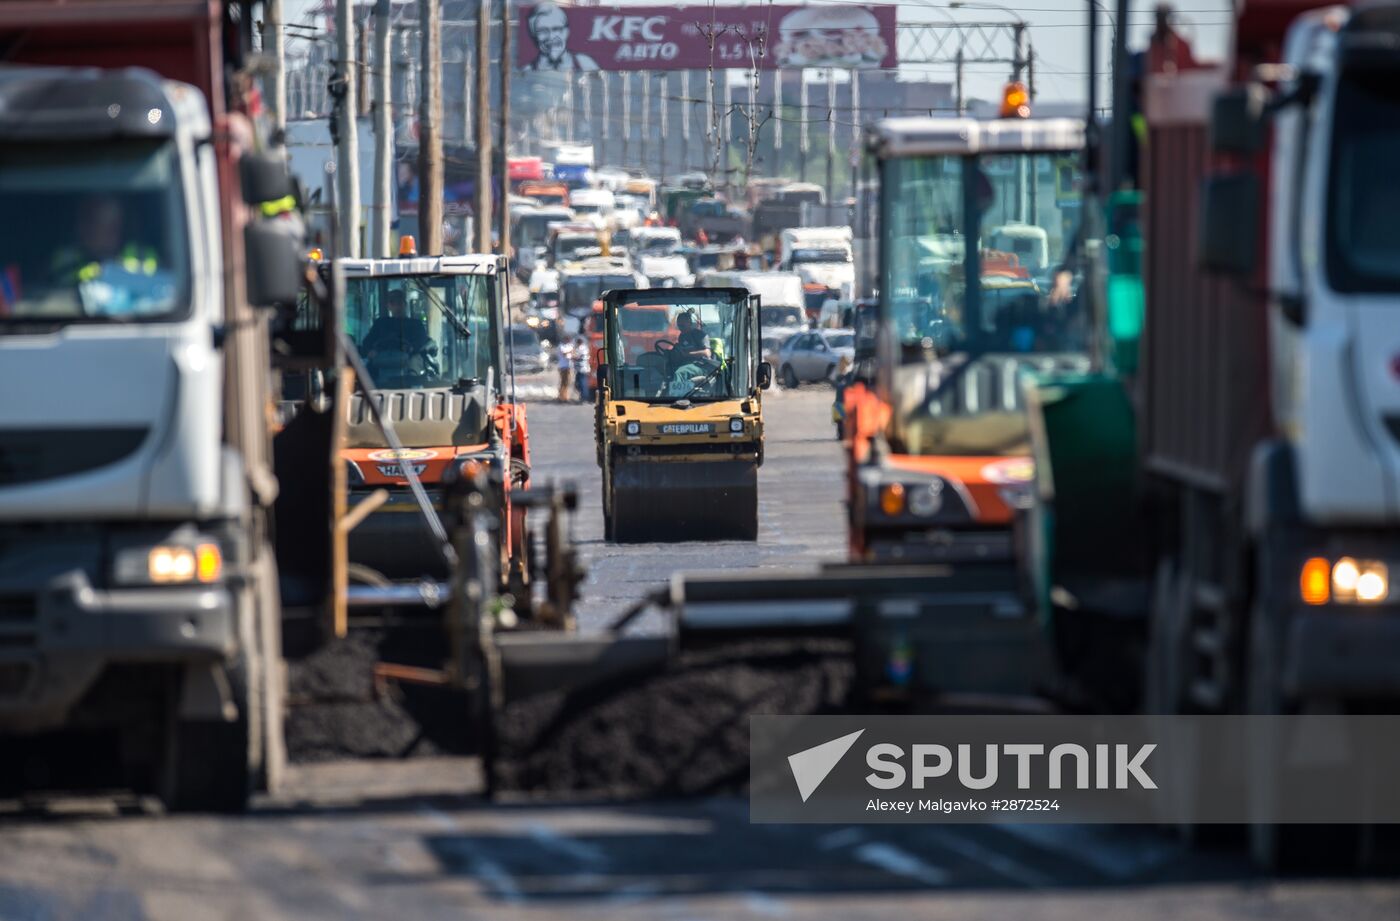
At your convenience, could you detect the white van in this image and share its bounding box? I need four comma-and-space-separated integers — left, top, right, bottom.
701, 270, 808, 339
567, 188, 616, 230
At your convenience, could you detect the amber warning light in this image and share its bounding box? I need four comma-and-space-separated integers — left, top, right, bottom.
1000, 82, 1031, 119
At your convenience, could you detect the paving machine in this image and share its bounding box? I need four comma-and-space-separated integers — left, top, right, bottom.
335, 252, 530, 593
594, 287, 770, 542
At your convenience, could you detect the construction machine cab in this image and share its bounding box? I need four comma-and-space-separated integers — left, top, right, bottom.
850, 117, 1092, 561
601, 287, 759, 403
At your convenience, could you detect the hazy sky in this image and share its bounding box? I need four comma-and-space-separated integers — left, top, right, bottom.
282, 1, 1233, 105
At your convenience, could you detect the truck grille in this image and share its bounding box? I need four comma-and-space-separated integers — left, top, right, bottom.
0, 594, 37, 647
0, 428, 148, 486
0, 662, 34, 698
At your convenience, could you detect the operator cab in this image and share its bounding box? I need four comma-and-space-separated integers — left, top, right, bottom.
604, 288, 755, 402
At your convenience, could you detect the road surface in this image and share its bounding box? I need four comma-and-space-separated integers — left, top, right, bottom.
2, 386, 1397, 920
523, 382, 846, 631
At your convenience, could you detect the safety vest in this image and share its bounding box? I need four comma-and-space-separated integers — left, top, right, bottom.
54, 243, 159, 284
260, 194, 297, 218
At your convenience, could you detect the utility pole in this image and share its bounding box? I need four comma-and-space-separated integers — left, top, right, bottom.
357, 20, 370, 116
621, 72, 631, 168
394, 27, 411, 139
1012, 21, 1027, 84
773, 70, 783, 176
641, 72, 651, 177
703, 66, 713, 177
600, 74, 611, 165
799, 69, 808, 181
849, 72, 860, 205
658, 73, 669, 183
955, 49, 965, 114
371, 0, 393, 257
474, 0, 492, 252
1110, 0, 1131, 189
334, 0, 360, 257
462, 45, 473, 144
825, 68, 835, 204
498, 0, 512, 256
419, 0, 443, 254
265, 0, 286, 138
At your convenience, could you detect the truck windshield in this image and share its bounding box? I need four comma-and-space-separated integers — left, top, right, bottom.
562, 274, 634, 314
555, 236, 601, 262
882, 152, 1088, 358
637, 235, 681, 256
0, 141, 189, 322
610, 292, 751, 401
1327, 63, 1400, 292
345, 274, 495, 390
761, 305, 806, 329
514, 214, 559, 249
792, 248, 851, 264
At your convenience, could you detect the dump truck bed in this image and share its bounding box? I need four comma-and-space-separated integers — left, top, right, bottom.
1139, 67, 1274, 492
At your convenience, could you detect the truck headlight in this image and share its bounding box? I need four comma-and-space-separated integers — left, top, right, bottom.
114, 542, 222, 586
625, 421, 641, 436
1334, 557, 1388, 604
1300, 556, 1390, 605
729, 417, 744, 433
907, 482, 943, 517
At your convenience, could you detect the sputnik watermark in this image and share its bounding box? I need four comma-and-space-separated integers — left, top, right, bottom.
751, 715, 1400, 824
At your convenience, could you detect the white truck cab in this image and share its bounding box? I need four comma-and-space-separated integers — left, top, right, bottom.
0, 59, 310, 812
779, 226, 856, 301
1266, 6, 1400, 525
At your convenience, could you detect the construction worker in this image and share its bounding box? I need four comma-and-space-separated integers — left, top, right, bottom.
362, 288, 429, 360
675, 310, 711, 361
557, 337, 575, 402
51, 195, 159, 287
573, 335, 593, 402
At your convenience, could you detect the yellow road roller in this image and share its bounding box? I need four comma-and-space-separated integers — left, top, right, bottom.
594, 287, 771, 542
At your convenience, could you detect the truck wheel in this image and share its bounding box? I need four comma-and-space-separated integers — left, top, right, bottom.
253, 547, 286, 796
159, 663, 253, 814
1144, 557, 1210, 842
1144, 558, 1188, 714
1246, 558, 1358, 873
782, 365, 800, 389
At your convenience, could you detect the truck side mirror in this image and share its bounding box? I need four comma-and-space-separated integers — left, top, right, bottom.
241, 151, 296, 207
245, 223, 302, 309
1199, 174, 1259, 276
1209, 86, 1267, 155
757, 362, 774, 390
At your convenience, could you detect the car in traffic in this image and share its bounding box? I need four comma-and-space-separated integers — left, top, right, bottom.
507, 323, 550, 375
776, 328, 855, 388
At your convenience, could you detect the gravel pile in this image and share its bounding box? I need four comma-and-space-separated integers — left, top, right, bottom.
286, 625, 475, 763
492, 635, 854, 799
287, 622, 855, 802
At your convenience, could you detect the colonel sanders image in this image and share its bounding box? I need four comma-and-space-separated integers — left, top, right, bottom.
775, 6, 888, 68
525, 3, 600, 72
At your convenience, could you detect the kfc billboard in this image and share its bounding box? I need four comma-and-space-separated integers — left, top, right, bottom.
517, 4, 898, 72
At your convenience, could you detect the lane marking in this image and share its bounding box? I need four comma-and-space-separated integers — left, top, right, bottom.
928, 830, 1054, 889
994, 824, 1181, 880
524, 823, 609, 867
415, 804, 523, 905
851, 842, 950, 887
817, 828, 865, 851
